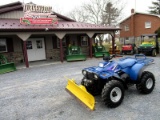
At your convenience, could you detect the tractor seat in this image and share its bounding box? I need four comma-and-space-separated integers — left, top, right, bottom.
118, 58, 137, 69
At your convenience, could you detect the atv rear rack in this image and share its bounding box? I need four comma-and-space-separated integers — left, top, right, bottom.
119, 54, 154, 66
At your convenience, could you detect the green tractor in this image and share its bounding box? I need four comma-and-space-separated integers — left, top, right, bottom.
138, 34, 159, 57
92, 44, 110, 57
0, 54, 16, 74
66, 45, 86, 62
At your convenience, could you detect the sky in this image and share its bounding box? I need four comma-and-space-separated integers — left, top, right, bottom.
0, 0, 154, 19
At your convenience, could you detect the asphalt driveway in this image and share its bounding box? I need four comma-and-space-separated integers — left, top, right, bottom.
0, 56, 160, 120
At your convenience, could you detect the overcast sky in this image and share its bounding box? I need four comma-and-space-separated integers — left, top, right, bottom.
0, 0, 154, 19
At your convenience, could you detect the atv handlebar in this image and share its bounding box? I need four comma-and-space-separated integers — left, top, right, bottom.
103, 54, 123, 61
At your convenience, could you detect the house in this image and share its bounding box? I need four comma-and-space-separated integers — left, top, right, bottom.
119, 9, 160, 44
0, 1, 120, 68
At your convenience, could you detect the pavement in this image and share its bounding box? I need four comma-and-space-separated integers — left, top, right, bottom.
0, 56, 160, 120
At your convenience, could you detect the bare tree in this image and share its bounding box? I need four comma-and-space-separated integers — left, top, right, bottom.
69, 8, 89, 23
67, 0, 125, 26
67, 0, 125, 43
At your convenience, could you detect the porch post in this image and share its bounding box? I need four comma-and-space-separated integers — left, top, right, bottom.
59, 39, 64, 62
17, 33, 31, 68
86, 32, 94, 58
55, 32, 66, 63
89, 38, 93, 58
23, 41, 29, 68
111, 32, 115, 54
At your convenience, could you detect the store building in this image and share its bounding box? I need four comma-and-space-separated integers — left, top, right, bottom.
0, 1, 120, 68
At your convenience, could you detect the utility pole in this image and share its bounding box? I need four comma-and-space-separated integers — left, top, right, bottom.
159, 0, 160, 14
135, 0, 136, 11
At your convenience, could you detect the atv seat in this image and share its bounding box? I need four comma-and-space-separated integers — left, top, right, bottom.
118, 58, 137, 69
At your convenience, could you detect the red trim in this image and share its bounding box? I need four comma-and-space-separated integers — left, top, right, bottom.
0, 5, 22, 14
23, 41, 29, 68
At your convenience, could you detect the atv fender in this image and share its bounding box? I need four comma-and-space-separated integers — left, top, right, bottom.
65, 79, 95, 110
112, 76, 128, 89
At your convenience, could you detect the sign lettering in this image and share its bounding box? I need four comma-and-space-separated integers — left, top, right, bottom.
20, 3, 58, 25
23, 4, 52, 13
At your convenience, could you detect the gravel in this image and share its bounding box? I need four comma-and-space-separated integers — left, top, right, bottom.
0, 56, 160, 120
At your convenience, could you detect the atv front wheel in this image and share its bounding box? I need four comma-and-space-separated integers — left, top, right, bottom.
136, 71, 155, 94
101, 80, 124, 108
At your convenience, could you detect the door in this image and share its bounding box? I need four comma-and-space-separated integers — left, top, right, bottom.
27, 38, 46, 61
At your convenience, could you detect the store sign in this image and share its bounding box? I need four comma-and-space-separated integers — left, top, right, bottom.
23, 4, 52, 13
20, 3, 58, 25
20, 17, 58, 25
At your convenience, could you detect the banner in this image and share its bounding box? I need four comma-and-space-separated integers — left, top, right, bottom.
20, 17, 58, 25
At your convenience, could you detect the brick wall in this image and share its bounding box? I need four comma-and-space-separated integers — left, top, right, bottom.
46, 49, 61, 61
2, 52, 24, 63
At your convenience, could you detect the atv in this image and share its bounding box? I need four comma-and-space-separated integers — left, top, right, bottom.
121, 44, 137, 55
66, 54, 155, 110
137, 34, 159, 56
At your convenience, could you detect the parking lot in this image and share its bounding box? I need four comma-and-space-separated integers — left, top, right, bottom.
0, 56, 160, 120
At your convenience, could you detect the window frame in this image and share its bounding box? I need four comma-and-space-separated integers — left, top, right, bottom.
124, 25, 129, 31
0, 38, 7, 53
26, 41, 33, 50
145, 21, 151, 28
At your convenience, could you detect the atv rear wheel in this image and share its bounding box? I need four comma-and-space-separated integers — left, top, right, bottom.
101, 80, 124, 108
136, 71, 155, 94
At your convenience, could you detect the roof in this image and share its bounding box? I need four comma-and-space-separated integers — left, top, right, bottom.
119, 12, 160, 24
0, 1, 75, 22
0, 1, 120, 32
0, 1, 22, 9
0, 19, 120, 32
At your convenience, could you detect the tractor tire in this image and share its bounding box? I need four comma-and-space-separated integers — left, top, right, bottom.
101, 80, 124, 108
136, 71, 155, 94
152, 49, 156, 57
134, 47, 138, 54
130, 50, 134, 55
120, 51, 123, 55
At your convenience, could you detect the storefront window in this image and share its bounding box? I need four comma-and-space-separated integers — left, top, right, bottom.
57, 37, 66, 48
26, 41, 32, 49
81, 36, 88, 46
0, 39, 7, 52
36, 40, 43, 49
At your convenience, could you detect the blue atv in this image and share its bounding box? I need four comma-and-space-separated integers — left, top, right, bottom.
81, 54, 155, 108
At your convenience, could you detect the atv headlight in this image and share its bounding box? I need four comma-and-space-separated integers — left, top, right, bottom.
99, 63, 104, 67
82, 70, 87, 76
94, 74, 98, 80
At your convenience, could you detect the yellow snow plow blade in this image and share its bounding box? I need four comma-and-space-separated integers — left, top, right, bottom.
65, 80, 95, 110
